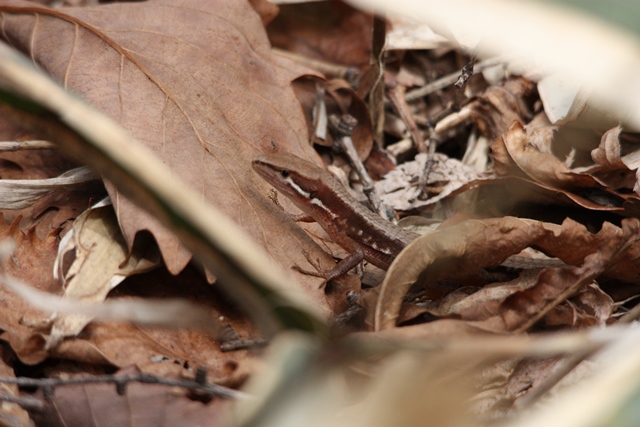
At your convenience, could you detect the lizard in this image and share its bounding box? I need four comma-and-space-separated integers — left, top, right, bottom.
252, 152, 563, 285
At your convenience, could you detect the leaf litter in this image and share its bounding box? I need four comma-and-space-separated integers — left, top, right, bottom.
1, 0, 640, 425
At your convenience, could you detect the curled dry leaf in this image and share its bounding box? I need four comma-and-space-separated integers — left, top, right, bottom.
47, 202, 160, 350
471, 77, 536, 140
471, 356, 595, 418
591, 126, 627, 170
485, 121, 629, 212
541, 284, 614, 328
398, 269, 541, 324
573, 125, 640, 192
457, 175, 625, 215
372, 216, 640, 331
493, 121, 601, 189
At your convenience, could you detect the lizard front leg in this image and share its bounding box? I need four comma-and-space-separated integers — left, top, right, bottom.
294, 237, 366, 288
294, 246, 365, 288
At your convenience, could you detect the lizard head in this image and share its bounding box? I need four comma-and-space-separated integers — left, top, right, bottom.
252, 153, 328, 204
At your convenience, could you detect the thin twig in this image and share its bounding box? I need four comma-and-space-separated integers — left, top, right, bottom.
417, 56, 478, 199
404, 56, 507, 102
0, 140, 55, 151
271, 48, 360, 86
416, 129, 438, 200
617, 300, 640, 323
0, 372, 249, 408
386, 83, 427, 153
218, 323, 268, 352
513, 351, 592, 410
432, 103, 475, 134
0, 391, 45, 411
452, 55, 476, 111
329, 114, 388, 219
519, 297, 640, 407
369, 15, 387, 145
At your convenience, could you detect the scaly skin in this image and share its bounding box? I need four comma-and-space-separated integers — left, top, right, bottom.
252, 153, 418, 283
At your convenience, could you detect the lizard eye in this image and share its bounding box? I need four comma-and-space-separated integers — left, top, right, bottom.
309, 191, 317, 199
281, 170, 290, 178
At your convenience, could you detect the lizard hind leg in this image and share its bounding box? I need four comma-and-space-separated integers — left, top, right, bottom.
292, 250, 332, 288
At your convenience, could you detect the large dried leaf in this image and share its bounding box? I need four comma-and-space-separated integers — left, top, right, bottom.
0, 0, 342, 310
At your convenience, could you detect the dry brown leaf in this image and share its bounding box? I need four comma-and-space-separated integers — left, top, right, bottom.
371, 217, 640, 331
373, 217, 555, 331
540, 284, 614, 328
0, 346, 33, 427
268, 2, 374, 68
399, 269, 614, 330
0, 216, 60, 364
499, 221, 639, 333
454, 174, 626, 217
325, 79, 374, 158
507, 176, 624, 211
0, 0, 354, 313
50, 322, 255, 385
1, 262, 260, 385
357, 318, 498, 341
293, 77, 374, 159
472, 357, 588, 417
591, 126, 626, 169
398, 270, 542, 324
